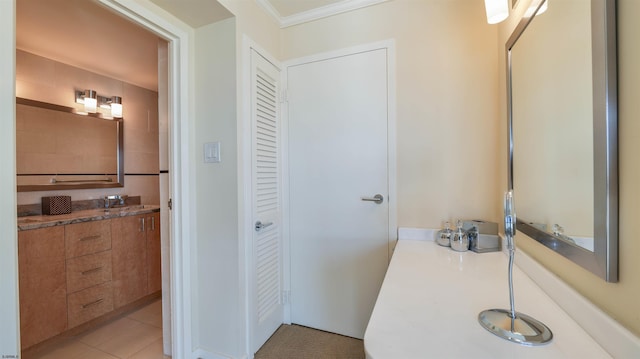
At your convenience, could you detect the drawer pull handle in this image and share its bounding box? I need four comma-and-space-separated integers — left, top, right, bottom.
81, 298, 104, 309
80, 235, 101, 242
140, 218, 145, 233
151, 216, 155, 231
81, 266, 103, 275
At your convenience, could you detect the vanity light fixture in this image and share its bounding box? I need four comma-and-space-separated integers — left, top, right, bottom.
75, 90, 123, 118
484, 0, 509, 24
75, 89, 98, 113
109, 96, 123, 118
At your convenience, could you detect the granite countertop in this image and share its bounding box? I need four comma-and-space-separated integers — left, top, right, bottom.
17, 205, 160, 231
364, 239, 611, 358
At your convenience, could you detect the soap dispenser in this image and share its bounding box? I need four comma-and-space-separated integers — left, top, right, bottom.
450, 220, 469, 252
436, 221, 453, 247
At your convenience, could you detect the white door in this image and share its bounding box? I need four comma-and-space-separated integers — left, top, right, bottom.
287, 48, 391, 339
250, 49, 283, 351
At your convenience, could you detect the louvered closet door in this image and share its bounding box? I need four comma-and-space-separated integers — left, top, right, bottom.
250, 49, 283, 352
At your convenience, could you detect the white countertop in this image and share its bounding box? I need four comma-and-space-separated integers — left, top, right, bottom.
364, 239, 611, 358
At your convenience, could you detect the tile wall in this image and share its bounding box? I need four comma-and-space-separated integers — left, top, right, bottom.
15, 50, 160, 206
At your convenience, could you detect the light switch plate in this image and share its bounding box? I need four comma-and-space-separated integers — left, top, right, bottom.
204, 142, 221, 163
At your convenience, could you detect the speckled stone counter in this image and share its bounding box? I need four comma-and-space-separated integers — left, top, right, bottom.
17, 205, 160, 231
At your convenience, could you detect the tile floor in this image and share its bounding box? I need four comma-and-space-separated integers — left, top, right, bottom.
26, 300, 168, 359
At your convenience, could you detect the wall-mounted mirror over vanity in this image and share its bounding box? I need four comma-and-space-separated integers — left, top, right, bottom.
16, 97, 124, 192
507, 0, 618, 281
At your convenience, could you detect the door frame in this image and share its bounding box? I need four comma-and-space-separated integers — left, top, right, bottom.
281, 40, 398, 323
97, 2, 193, 357
1, 0, 194, 356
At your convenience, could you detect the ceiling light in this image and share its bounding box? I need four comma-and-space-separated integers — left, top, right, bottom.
484, 0, 509, 24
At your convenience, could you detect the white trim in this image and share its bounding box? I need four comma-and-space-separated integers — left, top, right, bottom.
515, 248, 640, 358
0, 0, 19, 354
256, 0, 389, 28
192, 348, 236, 359
386, 41, 398, 257
97, 1, 193, 358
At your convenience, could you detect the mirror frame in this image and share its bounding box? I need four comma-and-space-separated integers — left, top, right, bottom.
16, 97, 125, 192
507, 0, 618, 281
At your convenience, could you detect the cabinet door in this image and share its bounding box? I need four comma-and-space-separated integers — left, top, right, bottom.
18, 226, 67, 349
146, 212, 162, 294
111, 215, 148, 308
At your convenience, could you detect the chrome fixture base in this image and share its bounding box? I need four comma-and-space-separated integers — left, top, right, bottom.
478, 309, 553, 346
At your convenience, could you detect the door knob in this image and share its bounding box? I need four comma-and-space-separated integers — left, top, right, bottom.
361, 194, 384, 204
255, 220, 274, 232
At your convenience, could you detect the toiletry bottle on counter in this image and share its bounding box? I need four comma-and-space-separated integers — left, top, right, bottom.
450, 220, 469, 252
436, 221, 453, 247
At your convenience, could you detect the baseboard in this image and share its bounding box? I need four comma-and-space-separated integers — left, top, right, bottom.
193, 348, 238, 359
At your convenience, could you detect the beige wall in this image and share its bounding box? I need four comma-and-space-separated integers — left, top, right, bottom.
15, 50, 160, 205
281, 0, 502, 228
500, 0, 640, 337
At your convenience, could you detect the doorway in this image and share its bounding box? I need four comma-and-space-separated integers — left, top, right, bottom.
9, 1, 190, 355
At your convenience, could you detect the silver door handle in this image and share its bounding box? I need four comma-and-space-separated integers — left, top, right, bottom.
361, 194, 384, 204
255, 221, 274, 231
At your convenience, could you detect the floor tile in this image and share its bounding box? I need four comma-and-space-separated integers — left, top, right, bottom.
128, 337, 169, 359
95, 322, 163, 358
33, 341, 117, 359
79, 317, 143, 347
127, 300, 163, 328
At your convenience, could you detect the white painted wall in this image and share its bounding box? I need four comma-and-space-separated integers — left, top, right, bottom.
281, 0, 502, 228
193, 17, 243, 358
0, 0, 19, 355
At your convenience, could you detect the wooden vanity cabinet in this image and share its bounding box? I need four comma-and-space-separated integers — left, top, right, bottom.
18, 226, 67, 349
18, 210, 161, 349
111, 212, 161, 307
111, 214, 148, 308
64, 221, 114, 329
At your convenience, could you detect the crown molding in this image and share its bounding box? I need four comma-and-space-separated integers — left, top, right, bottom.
256, 0, 388, 28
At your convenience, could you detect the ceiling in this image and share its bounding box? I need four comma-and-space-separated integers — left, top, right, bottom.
16, 0, 164, 91
16, 0, 381, 91
267, 0, 344, 17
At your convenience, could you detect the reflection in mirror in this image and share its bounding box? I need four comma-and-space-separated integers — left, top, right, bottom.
512, 0, 594, 251
507, 0, 618, 281
16, 98, 124, 191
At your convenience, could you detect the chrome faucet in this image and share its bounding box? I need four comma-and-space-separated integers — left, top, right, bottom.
104, 195, 127, 209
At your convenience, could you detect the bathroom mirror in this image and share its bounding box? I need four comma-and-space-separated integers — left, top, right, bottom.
507, 0, 618, 281
16, 97, 124, 191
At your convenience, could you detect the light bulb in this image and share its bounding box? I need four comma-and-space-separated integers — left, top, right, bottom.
110, 96, 122, 118
84, 90, 97, 113
484, 0, 509, 24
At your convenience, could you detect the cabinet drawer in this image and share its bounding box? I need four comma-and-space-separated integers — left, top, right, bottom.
65, 220, 111, 258
67, 282, 114, 329
66, 250, 112, 294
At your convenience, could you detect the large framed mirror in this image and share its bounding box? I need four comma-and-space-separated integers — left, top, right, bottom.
16, 97, 124, 191
507, 0, 618, 281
